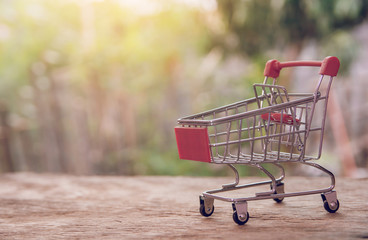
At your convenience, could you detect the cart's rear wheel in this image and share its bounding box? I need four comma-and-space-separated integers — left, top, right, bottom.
323, 199, 339, 213
232, 211, 249, 225
321, 191, 339, 213
272, 182, 285, 203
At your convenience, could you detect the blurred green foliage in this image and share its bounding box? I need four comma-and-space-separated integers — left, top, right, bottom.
0, 0, 367, 176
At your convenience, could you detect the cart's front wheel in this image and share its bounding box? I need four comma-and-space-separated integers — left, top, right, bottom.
199, 203, 214, 217
323, 199, 339, 213
232, 211, 249, 225
199, 196, 214, 217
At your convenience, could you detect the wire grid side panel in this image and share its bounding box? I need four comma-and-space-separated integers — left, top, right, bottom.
265, 96, 329, 162
208, 99, 325, 164
263, 104, 309, 162
253, 84, 290, 108
301, 98, 327, 160
208, 114, 266, 163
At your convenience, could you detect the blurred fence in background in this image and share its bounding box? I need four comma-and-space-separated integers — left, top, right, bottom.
0, 0, 367, 176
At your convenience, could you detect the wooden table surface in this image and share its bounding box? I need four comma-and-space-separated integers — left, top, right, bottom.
0, 173, 367, 239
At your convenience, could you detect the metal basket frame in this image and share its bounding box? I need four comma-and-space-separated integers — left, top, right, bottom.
175, 57, 341, 225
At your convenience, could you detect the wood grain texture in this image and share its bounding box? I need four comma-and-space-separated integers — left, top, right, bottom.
0, 173, 367, 239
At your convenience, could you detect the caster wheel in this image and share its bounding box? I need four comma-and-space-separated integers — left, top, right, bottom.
321, 192, 339, 213
273, 197, 284, 203
199, 197, 214, 217
323, 199, 339, 213
272, 182, 284, 203
232, 211, 249, 225
200, 203, 214, 217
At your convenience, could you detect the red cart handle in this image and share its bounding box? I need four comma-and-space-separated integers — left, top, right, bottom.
263, 56, 340, 78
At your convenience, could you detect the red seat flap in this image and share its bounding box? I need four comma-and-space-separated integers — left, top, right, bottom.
174, 127, 211, 163
261, 113, 300, 125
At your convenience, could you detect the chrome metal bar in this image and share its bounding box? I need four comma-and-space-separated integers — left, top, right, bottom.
317, 76, 334, 159
222, 164, 240, 189
305, 75, 324, 138
203, 161, 335, 203
301, 162, 335, 190
213, 112, 218, 157
208, 97, 314, 125
237, 118, 242, 162
179, 93, 314, 125
263, 85, 272, 106
245, 103, 253, 153
276, 109, 283, 159
254, 84, 262, 109
204, 178, 276, 197
204, 162, 286, 194
272, 163, 285, 182
222, 122, 232, 162
178, 96, 316, 126
255, 164, 277, 196
208, 122, 268, 138
250, 115, 256, 161
211, 128, 310, 147
204, 187, 333, 203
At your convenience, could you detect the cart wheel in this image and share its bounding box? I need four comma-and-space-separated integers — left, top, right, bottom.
323, 199, 339, 213
232, 211, 249, 225
272, 182, 284, 203
199, 202, 214, 217
199, 196, 214, 217
273, 197, 284, 203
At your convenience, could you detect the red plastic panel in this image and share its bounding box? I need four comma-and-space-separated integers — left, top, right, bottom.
261, 113, 300, 125
174, 127, 211, 163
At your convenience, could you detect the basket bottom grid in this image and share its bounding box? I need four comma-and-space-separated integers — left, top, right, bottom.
211, 151, 314, 164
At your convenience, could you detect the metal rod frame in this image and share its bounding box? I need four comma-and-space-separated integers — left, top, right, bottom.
202, 162, 335, 203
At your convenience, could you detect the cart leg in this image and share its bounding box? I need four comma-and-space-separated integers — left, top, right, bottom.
232, 201, 249, 225
321, 191, 339, 213
270, 163, 285, 203
255, 164, 277, 197
222, 164, 240, 189
271, 163, 285, 182
301, 162, 335, 191
199, 195, 214, 217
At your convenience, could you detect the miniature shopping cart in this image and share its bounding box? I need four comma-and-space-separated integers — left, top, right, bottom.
175, 56, 340, 225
